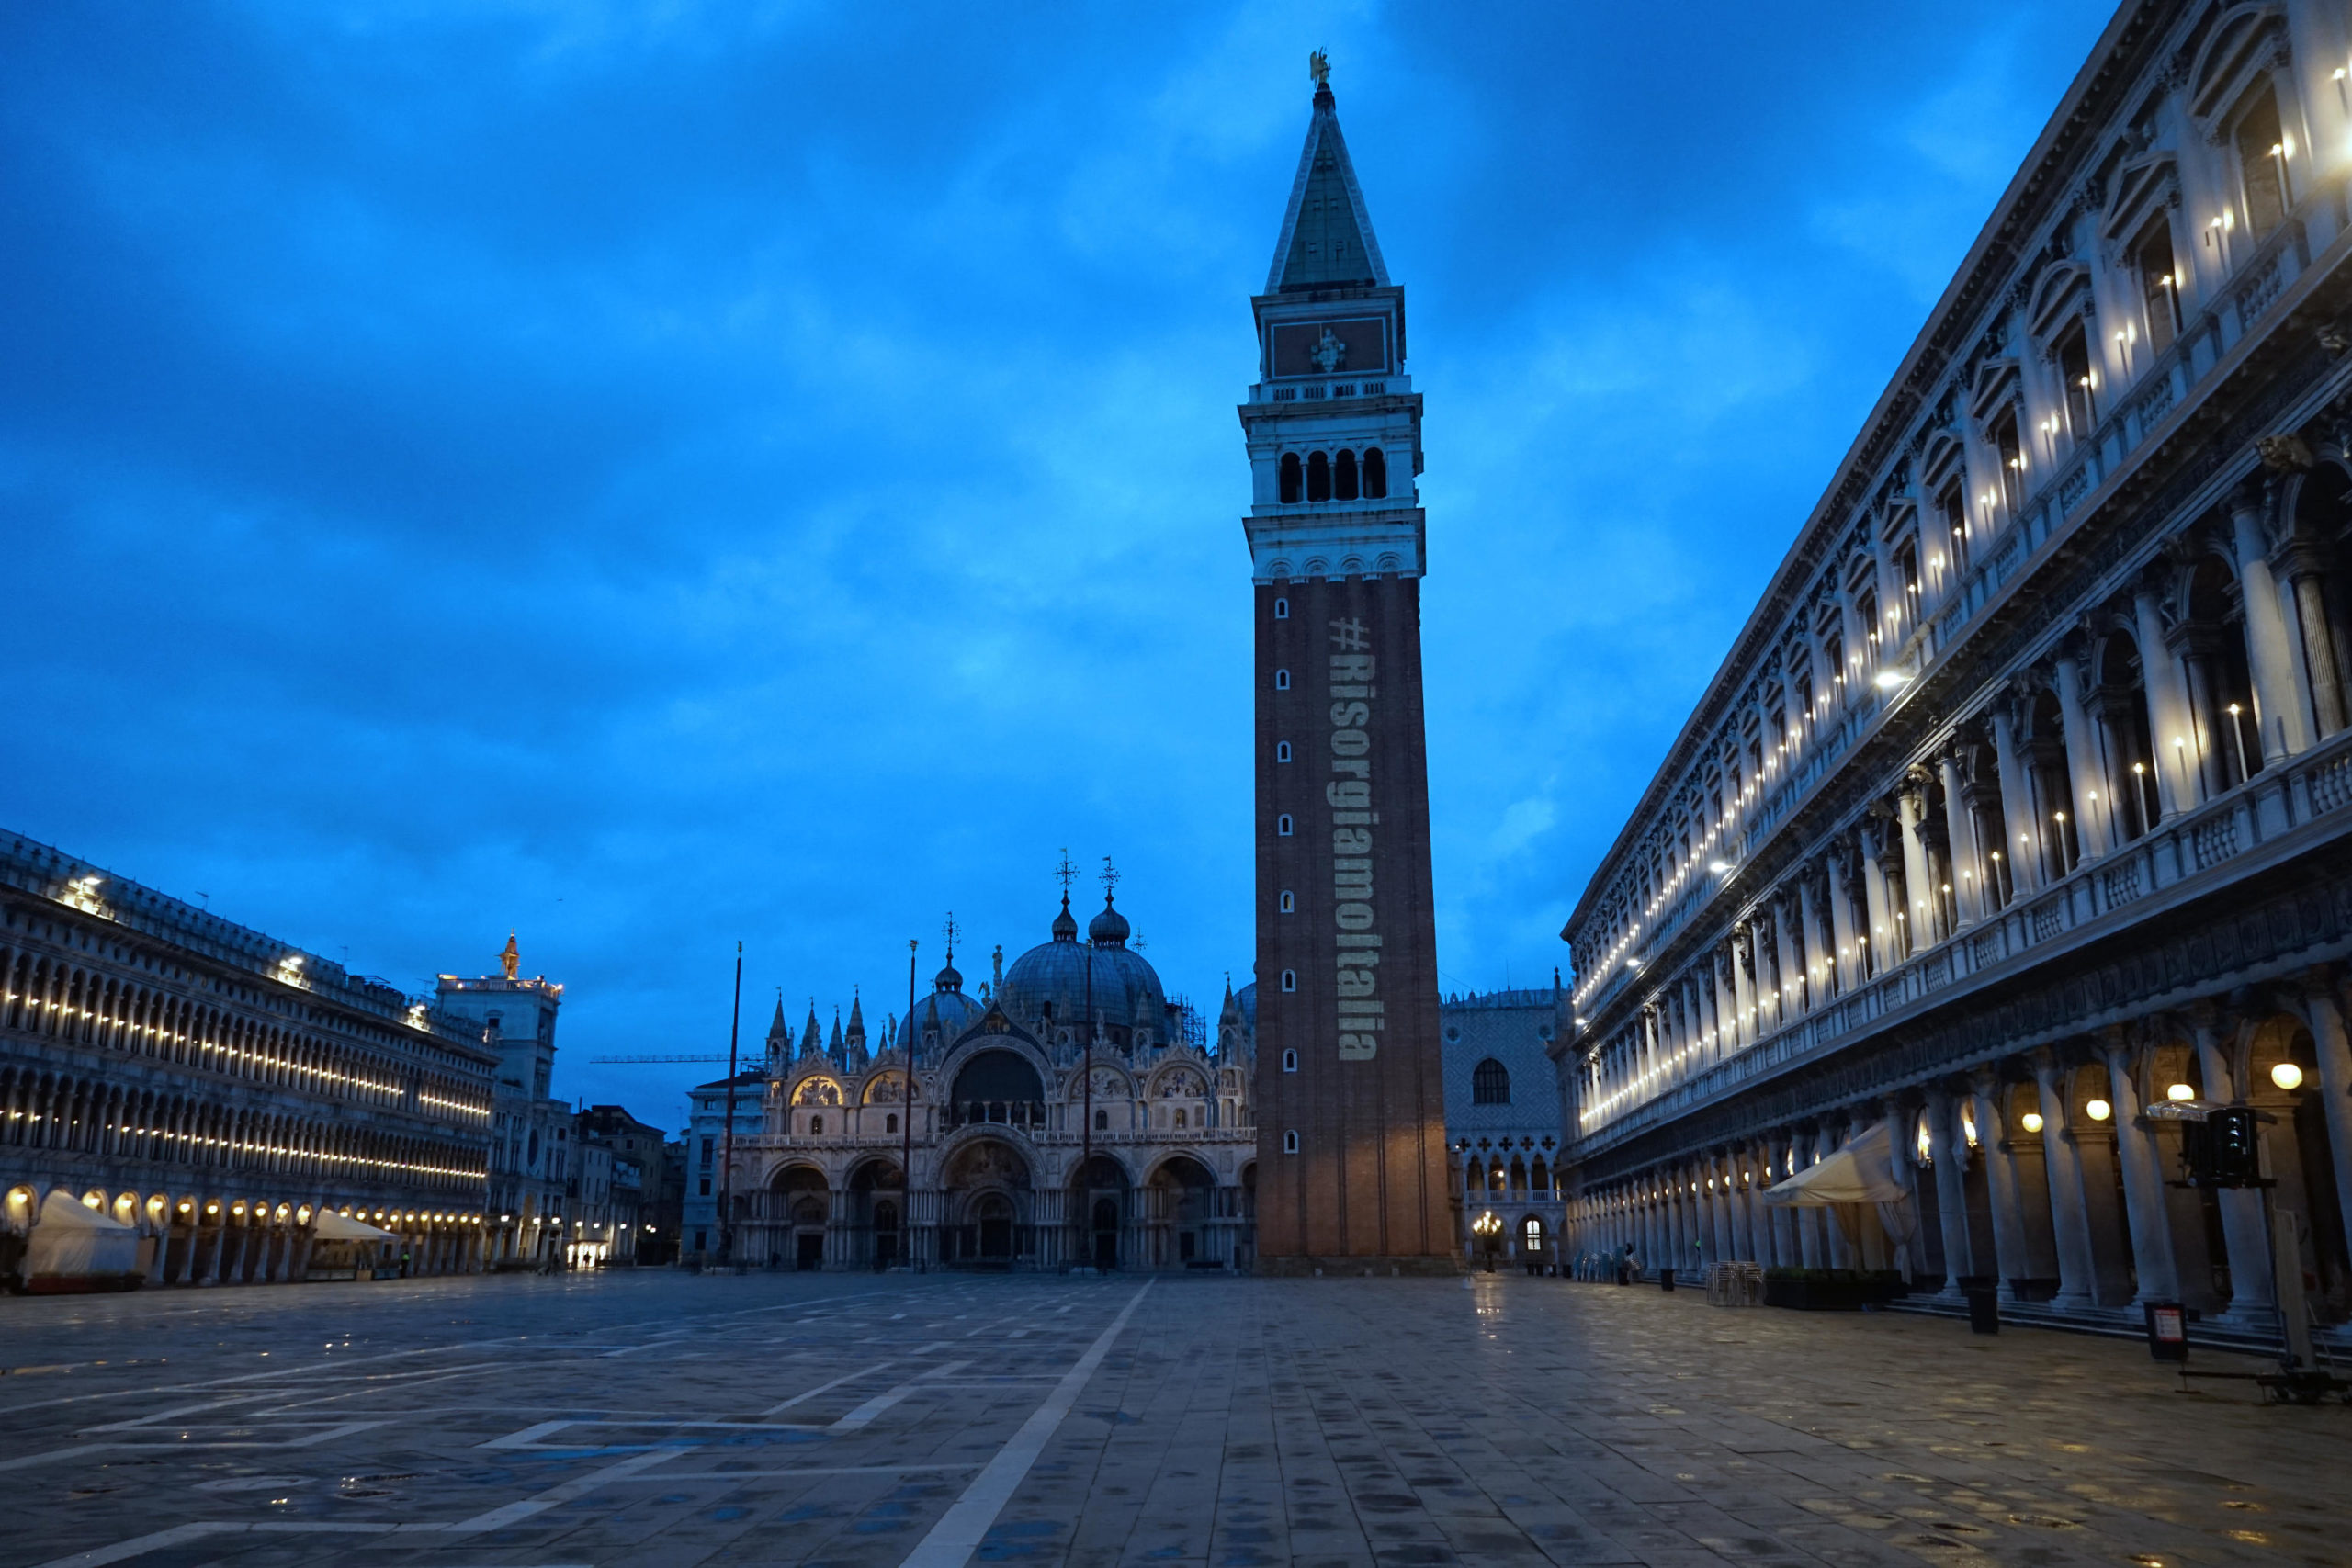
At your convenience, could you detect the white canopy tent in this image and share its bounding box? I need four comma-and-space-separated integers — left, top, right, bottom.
24, 1190, 142, 1292
309, 1210, 401, 1243
1761, 1121, 1907, 1207
1761, 1120, 1916, 1277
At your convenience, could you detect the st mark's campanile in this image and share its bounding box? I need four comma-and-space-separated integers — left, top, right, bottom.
1243, 64, 1453, 1274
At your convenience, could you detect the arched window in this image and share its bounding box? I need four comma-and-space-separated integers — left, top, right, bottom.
1273, 597, 1289, 619
1174, 1109, 1187, 1130
1471, 1058, 1510, 1105
1274, 668, 1290, 690
1334, 449, 1358, 501
1094, 1109, 1109, 1131
1282, 1048, 1298, 1072
1279, 889, 1295, 913
809, 1114, 823, 1135
1283, 1129, 1299, 1154
1276, 740, 1292, 763
1277, 814, 1294, 836
1530, 1158, 1550, 1196
1306, 451, 1330, 502
1281, 969, 1297, 992
1279, 453, 1302, 504
885, 1113, 899, 1134
1363, 447, 1387, 499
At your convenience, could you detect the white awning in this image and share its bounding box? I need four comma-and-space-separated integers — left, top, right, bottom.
26, 1190, 141, 1279
1762, 1121, 1907, 1207
310, 1210, 401, 1243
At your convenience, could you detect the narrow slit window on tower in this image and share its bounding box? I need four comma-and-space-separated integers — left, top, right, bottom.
1281, 969, 1297, 992
1274, 668, 1290, 690
1276, 814, 1294, 836
1276, 740, 1292, 762
1274, 597, 1289, 619
1334, 449, 1359, 501
1363, 446, 1386, 499
1280, 889, 1295, 913
1279, 453, 1302, 504
1306, 450, 1331, 502
1283, 1048, 1298, 1073
1283, 1129, 1299, 1154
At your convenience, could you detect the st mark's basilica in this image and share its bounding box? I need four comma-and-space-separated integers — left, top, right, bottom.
718, 886, 1261, 1272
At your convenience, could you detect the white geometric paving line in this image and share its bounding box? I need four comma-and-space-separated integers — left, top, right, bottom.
32, 1445, 685, 1568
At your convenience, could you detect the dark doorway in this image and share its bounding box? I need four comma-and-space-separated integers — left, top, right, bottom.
978, 1195, 1014, 1259
1092, 1197, 1119, 1268
796, 1232, 824, 1269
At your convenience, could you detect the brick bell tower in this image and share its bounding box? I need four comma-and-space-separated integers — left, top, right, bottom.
1243, 62, 1453, 1275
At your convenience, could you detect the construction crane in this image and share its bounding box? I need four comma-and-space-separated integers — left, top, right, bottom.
587, 1054, 736, 1066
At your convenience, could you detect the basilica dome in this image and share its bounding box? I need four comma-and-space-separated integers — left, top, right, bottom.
998, 895, 1169, 1049
905, 960, 983, 1054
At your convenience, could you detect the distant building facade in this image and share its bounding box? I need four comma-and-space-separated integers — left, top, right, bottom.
0, 832, 496, 1286
682, 1068, 764, 1258
579, 1103, 677, 1265
707, 890, 1258, 1271
434, 942, 572, 1270
1442, 987, 1567, 1269
1555, 2, 2352, 1339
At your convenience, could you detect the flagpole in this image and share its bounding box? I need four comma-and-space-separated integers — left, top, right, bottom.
903, 938, 918, 1270
718, 941, 742, 1269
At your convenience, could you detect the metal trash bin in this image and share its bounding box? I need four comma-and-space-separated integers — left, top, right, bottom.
1964, 1286, 1999, 1335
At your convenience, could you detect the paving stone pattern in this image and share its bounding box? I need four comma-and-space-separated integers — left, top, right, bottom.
0, 1270, 2345, 1567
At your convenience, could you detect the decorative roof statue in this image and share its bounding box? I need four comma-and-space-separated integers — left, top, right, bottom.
1308, 48, 1329, 87
499, 931, 520, 981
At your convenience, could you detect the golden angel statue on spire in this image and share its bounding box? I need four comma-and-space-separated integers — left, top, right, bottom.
1308, 50, 1329, 87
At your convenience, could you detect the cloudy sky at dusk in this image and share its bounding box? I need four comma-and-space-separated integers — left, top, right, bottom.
4, 1, 2115, 1122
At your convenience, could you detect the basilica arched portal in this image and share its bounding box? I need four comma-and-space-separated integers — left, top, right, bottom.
940, 1138, 1033, 1268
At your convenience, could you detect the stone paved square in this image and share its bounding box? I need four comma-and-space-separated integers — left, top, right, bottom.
4, 1271, 2347, 1568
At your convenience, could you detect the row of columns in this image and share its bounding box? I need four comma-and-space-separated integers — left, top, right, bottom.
1568, 976, 2352, 1329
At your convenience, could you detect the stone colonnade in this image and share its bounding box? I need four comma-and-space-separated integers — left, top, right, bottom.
1566, 976, 2352, 1331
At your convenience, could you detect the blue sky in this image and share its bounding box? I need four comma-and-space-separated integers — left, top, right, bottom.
2, 1, 2117, 1126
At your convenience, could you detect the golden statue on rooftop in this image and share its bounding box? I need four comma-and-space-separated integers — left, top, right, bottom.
500, 931, 520, 981
1308, 50, 1329, 87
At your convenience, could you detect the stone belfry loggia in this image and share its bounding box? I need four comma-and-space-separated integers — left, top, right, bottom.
1243, 59, 1453, 1274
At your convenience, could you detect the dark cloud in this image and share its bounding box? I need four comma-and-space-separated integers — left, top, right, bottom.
0, 0, 2112, 1122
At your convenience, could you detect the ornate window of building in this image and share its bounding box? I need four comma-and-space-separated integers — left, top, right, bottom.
1306, 450, 1331, 502
1279, 453, 1302, 503
1991, 409, 2025, 513
2131, 214, 2181, 355
1363, 446, 1387, 499
2231, 84, 2290, 239
2057, 322, 2096, 439
1334, 448, 1359, 501
1471, 1057, 1510, 1105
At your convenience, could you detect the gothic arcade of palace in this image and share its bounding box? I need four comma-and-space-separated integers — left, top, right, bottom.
1555, 1, 2352, 1346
